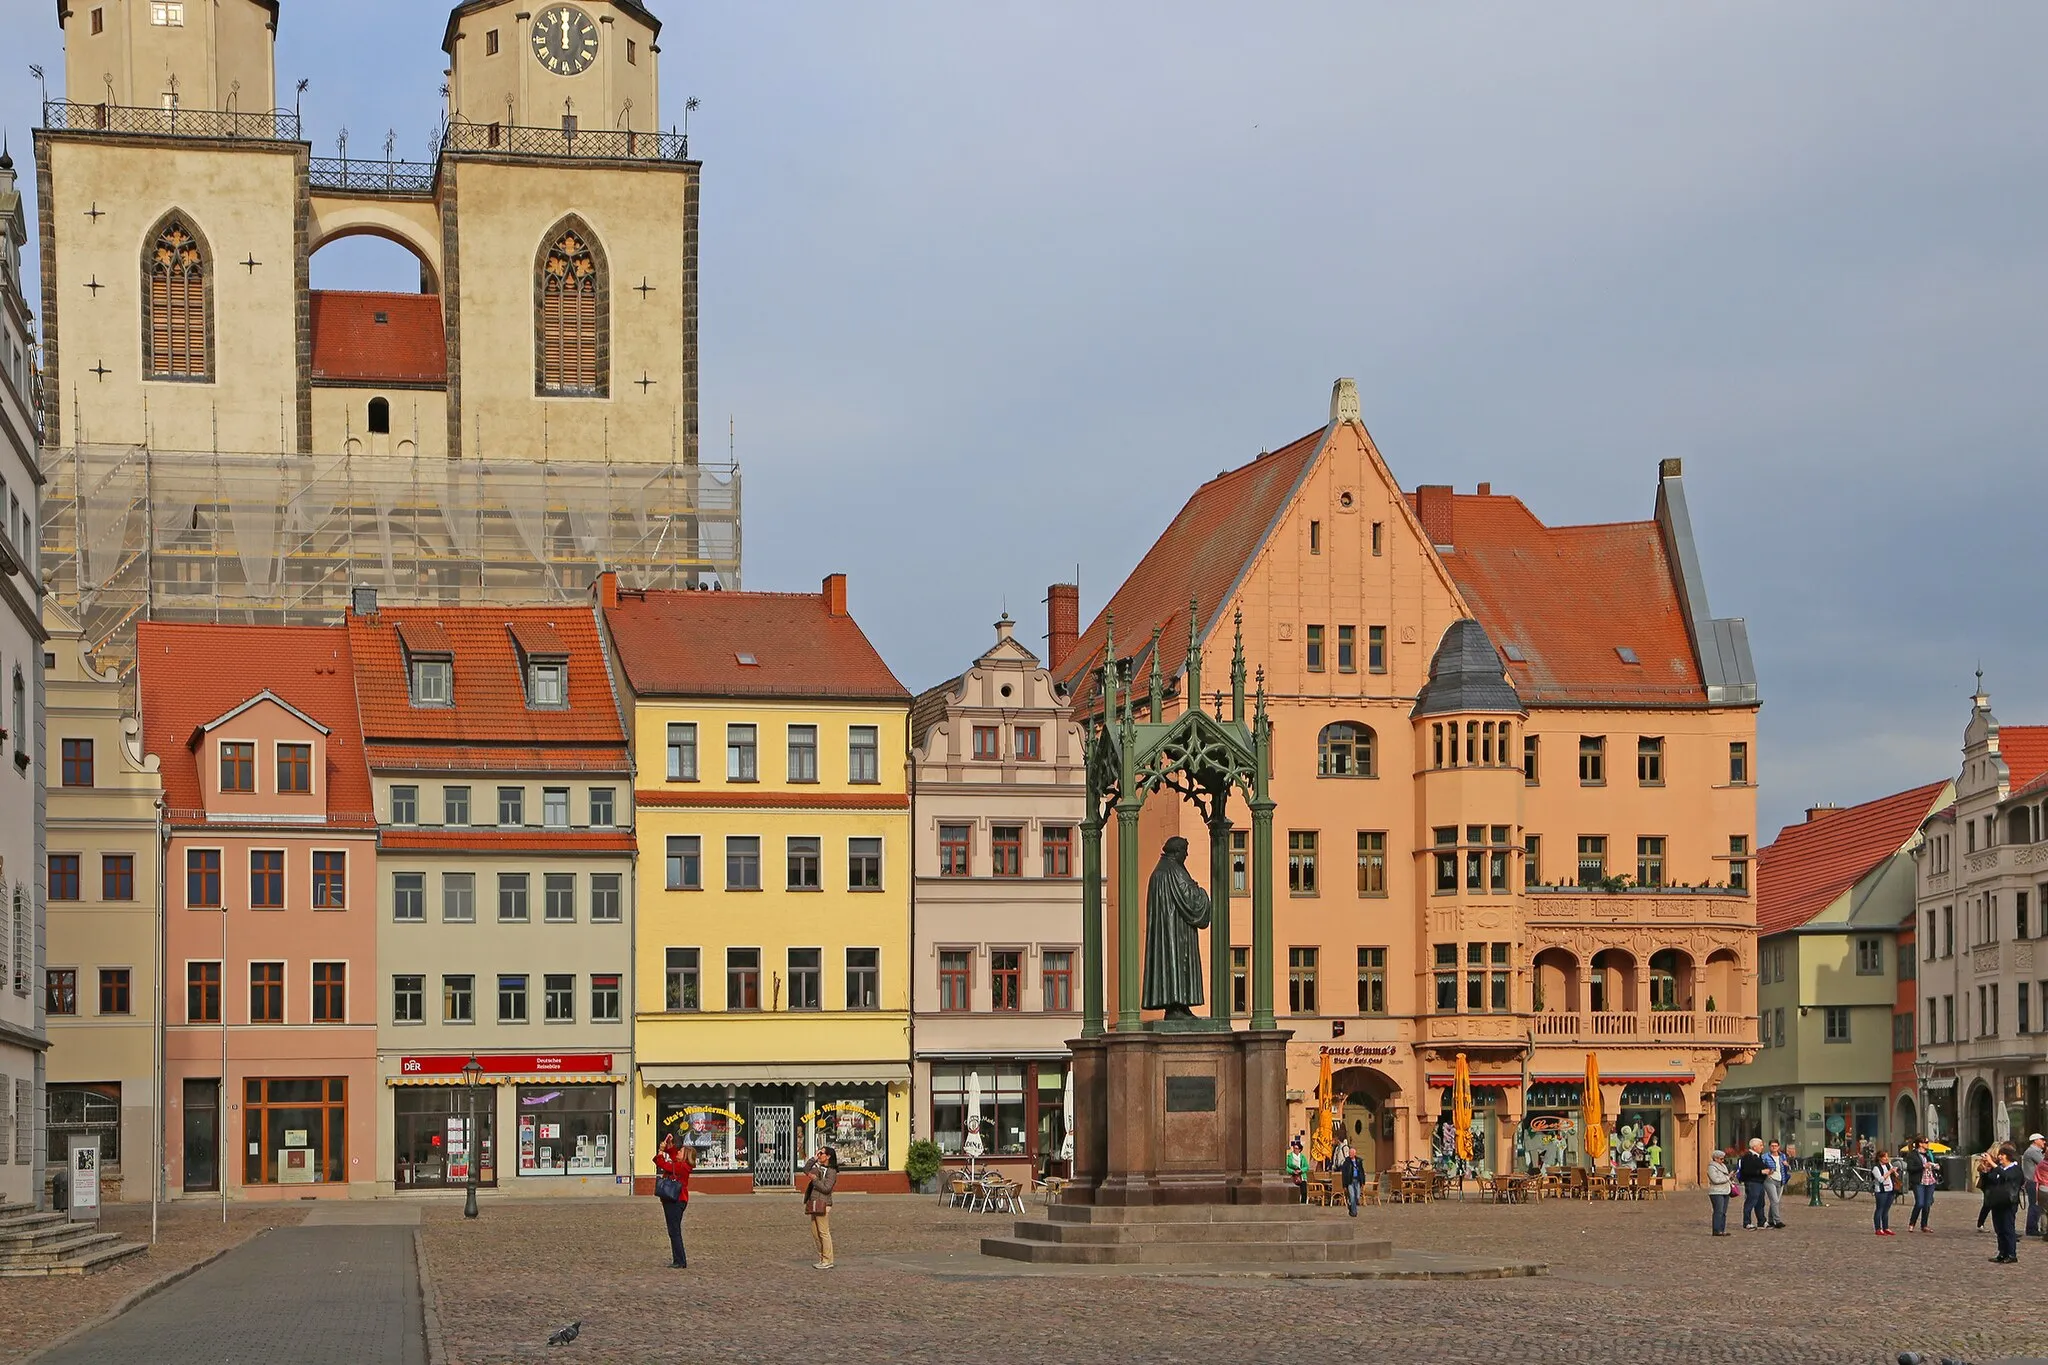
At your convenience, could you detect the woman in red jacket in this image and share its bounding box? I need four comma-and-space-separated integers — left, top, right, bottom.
654, 1133, 693, 1268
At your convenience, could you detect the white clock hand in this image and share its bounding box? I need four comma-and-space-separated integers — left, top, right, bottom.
560, 10, 571, 47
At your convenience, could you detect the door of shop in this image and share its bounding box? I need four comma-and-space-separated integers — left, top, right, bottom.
182, 1079, 219, 1193
754, 1105, 795, 1187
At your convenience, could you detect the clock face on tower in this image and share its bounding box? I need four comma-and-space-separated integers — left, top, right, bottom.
532, 5, 599, 75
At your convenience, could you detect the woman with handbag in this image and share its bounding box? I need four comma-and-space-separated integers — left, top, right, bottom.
653, 1133, 693, 1268
802, 1147, 840, 1269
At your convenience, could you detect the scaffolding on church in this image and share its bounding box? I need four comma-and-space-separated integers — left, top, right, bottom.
41, 447, 741, 676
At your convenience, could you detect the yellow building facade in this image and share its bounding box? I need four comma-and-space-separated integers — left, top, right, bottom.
600, 575, 914, 1192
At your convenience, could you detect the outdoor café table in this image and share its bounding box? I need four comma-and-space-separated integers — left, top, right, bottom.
1399, 1173, 1430, 1204
1487, 1175, 1518, 1204
1306, 1174, 1336, 1206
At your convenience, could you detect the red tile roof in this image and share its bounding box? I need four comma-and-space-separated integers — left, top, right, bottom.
1056, 429, 1325, 704
605, 588, 909, 701
347, 606, 627, 768
2000, 726, 2048, 790
1420, 492, 1703, 706
363, 744, 629, 774
309, 291, 447, 387
1756, 780, 1951, 936
379, 830, 636, 854
137, 623, 375, 827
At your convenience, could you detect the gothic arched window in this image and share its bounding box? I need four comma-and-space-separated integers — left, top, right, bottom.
145, 215, 210, 380
536, 220, 607, 396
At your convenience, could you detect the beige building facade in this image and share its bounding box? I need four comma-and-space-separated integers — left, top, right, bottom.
348, 598, 635, 1198
909, 614, 1086, 1184
42, 615, 162, 1203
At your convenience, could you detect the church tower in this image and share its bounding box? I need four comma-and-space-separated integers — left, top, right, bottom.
36, 1, 731, 672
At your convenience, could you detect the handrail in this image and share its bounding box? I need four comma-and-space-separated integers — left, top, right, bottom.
42, 99, 300, 141
443, 118, 688, 161
307, 157, 437, 194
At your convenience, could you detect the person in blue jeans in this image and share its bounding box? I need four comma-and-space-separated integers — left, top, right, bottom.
1707, 1149, 1733, 1236
1871, 1149, 1897, 1235
1339, 1143, 1366, 1217
1904, 1139, 1937, 1231
1737, 1138, 1770, 1230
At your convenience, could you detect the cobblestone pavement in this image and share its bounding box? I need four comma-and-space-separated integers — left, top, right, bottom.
0, 1203, 299, 1365
33, 1223, 425, 1365
421, 1192, 2048, 1365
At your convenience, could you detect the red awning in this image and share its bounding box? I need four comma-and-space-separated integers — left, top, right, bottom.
1425, 1074, 1521, 1088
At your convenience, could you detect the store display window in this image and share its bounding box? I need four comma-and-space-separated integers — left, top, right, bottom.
394, 1088, 497, 1189
245, 1076, 346, 1185
658, 1087, 748, 1172
516, 1085, 614, 1177
805, 1085, 888, 1171
930, 1064, 1027, 1155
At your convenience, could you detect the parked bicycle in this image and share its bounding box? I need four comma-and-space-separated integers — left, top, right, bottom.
1827, 1160, 1877, 1200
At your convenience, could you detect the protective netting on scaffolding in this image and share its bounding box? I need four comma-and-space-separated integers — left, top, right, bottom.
43, 447, 741, 671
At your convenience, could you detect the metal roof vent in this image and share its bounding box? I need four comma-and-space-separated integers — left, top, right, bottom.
1616, 646, 1640, 665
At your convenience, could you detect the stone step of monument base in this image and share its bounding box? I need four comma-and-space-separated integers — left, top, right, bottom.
982, 1230, 1394, 1266
1044, 1201, 1326, 1226
1009, 1215, 1384, 1246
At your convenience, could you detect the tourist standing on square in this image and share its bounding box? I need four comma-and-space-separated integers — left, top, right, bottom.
1340, 1144, 1366, 1217
1762, 1139, 1789, 1228
2022, 1134, 2046, 1236
1985, 1144, 2024, 1263
803, 1147, 840, 1269
1707, 1149, 1733, 1236
1738, 1138, 1770, 1230
1904, 1139, 1935, 1231
2035, 1148, 2048, 1239
653, 1133, 693, 1269
1871, 1148, 1897, 1236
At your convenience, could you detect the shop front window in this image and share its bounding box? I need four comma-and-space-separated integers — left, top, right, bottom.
930, 1063, 1027, 1156
659, 1088, 746, 1173
1822, 1095, 1882, 1156
245, 1076, 347, 1185
1518, 1083, 1583, 1174
394, 1087, 497, 1189
517, 1084, 614, 1176
1616, 1085, 1677, 1175
806, 1085, 889, 1171
46, 1083, 121, 1166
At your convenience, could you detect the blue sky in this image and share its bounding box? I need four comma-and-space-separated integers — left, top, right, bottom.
9, 2, 2048, 841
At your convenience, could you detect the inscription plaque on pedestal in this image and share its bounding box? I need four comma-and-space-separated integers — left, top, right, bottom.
1165, 1075, 1217, 1113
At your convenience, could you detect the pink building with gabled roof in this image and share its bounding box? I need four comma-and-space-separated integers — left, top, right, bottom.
141, 624, 379, 1200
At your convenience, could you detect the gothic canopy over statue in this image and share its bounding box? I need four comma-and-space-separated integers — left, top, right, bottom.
1141, 837, 1211, 1015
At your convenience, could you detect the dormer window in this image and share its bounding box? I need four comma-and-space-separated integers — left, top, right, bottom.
528, 661, 566, 707
220, 742, 255, 793
411, 657, 452, 706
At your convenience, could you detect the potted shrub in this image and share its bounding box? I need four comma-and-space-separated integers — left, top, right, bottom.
905, 1139, 944, 1194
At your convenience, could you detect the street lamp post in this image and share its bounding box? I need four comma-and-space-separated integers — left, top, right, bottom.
462, 1054, 483, 1220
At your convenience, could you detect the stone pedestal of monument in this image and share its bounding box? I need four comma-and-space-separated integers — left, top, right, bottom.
1063, 1028, 1297, 1208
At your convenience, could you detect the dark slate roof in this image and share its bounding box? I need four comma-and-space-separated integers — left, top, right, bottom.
1411, 619, 1525, 719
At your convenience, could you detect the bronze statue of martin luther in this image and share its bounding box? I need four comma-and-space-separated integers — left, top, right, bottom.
1140, 836, 1211, 1017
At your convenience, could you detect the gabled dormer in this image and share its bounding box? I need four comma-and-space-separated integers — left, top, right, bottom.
508, 620, 571, 709
191, 689, 329, 819
398, 621, 455, 708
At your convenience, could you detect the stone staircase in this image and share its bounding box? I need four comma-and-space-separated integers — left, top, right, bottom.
982, 1201, 1393, 1266
0, 1203, 147, 1277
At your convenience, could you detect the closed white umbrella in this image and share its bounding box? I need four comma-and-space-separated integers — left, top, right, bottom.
964, 1070, 985, 1174
1060, 1066, 1075, 1164
1995, 1093, 2013, 1146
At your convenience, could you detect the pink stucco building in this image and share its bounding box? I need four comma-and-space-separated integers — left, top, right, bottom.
142, 624, 379, 1200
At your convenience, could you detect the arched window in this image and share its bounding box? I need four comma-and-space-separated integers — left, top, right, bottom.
146, 215, 210, 380
367, 398, 391, 435
536, 219, 607, 396
1317, 722, 1375, 778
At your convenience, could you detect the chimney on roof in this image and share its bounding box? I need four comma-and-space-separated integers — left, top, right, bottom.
349, 585, 377, 617
1047, 583, 1079, 673
1415, 485, 1454, 548
1660, 458, 1684, 479
594, 570, 619, 610
1476, 482, 1491, 497
1806, 804, 1844, 824
823, 573, 848, 618
1329, 377, 1361, 426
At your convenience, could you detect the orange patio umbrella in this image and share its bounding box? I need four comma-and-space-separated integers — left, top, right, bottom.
1311, 1049, 1335, 1164
1452, 1052, 1474, 1163
1582, 1052, 1608, 1167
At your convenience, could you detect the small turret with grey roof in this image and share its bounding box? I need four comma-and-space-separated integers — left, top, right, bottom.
1412, 619, 1526, 719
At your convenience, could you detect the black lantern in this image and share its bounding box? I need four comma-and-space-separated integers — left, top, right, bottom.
461, 1054, 484, 1219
